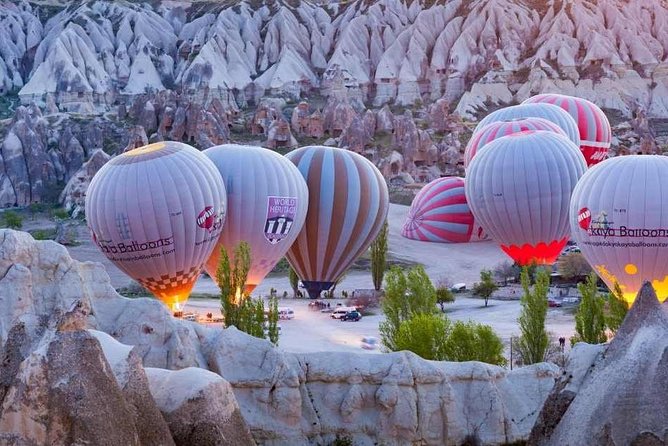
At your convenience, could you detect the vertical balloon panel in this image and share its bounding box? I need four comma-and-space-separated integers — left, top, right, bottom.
570, 155, 668, 304
86, 142, 227, 310
202, 144, 309, 293
285, 146, 389, 298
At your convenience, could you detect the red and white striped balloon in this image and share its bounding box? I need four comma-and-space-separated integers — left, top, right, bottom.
402, 177, 487, 243
523, 93, 611, 166
464, 117, 567, 168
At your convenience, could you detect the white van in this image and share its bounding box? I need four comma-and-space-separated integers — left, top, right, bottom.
331, 306, 357, 319
278, 307, 295, 320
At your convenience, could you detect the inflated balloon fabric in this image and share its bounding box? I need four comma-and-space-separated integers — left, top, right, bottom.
465, 131, 587, 265
86, 142, 226, 310
402, 177, 487, 243
203, 144, 308, 293
285, 146, 389, 298
570, 155, 668, 304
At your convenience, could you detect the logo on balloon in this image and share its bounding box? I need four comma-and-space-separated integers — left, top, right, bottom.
264, 196, 297, 244
578, 207, 591, 230
197, 206, 223, 233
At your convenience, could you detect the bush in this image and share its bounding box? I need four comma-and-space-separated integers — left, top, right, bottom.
571, 272, 607, 345
605, 282, 629, 336
394, 313, 450, 360
117, 280, 150, 297
51, 208, 69, 220
445, 320, 507, 366
1, 211, 23, 229
30, 228, 57, 240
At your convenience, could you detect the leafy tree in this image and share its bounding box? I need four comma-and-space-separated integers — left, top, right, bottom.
379, 265, 437, 351
571, 272, 607, 345
557, 253, 592, 280
435, 285, 455, 311
1, 211, 23, 229
472, 269, 498, 307
445, 320, 506, 366
267, 296, 280, 345
370, 220, 389, 291
516, 267, 550, 364
605, 281, 629, 335
288, 265, 299, 298
394, 313, 450, 360
216, 242, 279, 344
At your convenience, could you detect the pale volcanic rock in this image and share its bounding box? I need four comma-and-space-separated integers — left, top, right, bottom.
60, 149, 111, 218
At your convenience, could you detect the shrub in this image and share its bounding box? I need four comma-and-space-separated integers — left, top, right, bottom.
1, 211, 23, 229
445, 320, 506, 366
394, 313, 450, 360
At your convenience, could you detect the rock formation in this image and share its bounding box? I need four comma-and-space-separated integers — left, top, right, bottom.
60, 149, 111, 217
0, 229, 559, 445
529, 282, 668, 445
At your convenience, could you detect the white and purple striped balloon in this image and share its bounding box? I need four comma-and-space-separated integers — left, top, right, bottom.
402, 177, 487, 243
523, 93, 611, 166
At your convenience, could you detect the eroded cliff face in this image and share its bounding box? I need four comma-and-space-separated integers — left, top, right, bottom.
3, 0, 668, 117
0, 229, 559, 445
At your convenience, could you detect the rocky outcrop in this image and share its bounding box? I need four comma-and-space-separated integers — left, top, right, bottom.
266, 117, 298, 150
0, 229, 559, 445
60, 149, 111, 217
529, 282, 668, 445
146, 367, 255, 446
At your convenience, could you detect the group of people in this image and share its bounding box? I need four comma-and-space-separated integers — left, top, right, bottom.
308, 300, 331, 310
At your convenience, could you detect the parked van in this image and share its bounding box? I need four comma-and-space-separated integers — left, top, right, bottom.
278, 307, 295, 320
331, 306, 357, 319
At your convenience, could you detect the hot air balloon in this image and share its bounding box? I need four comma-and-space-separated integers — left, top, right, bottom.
285, 146, 389, 298
202, 144, 309, 293
401, 177, 487, 243
464, 117, 567, 168
474, 103, 580, 148
523, 93, 611, 167
85, 141, 226, 311
465, 131, 587, 265
570, 155, 668, 304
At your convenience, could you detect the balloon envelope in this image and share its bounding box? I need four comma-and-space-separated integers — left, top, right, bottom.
570, 155, 668, 304
402, 177, 487, 243
475, 103, 580, 148
465, 131, 587, 265
285, 146, 389, 298
85, 141, 227, 310
202, 144, 309, 292
464, 117, 567, 169
523, 93, 611, 166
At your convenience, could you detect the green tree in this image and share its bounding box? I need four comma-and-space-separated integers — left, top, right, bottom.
571, 272, 607, 345
370, 220, 389, 291
473, 269, 498, 307
435, 285, 455, 312
516, 267, 550, 364
288, 265, 299, 298
1, 211, 23, 229
267, 296, 280, 345
445, 320, 507, 366
379, 265, 437, 351
394, 313, 450, 360
605, 282, 629, 335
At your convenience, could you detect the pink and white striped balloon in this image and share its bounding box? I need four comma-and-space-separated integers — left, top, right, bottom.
523, 93, 612, 166
464, 117, 567, 168
402, 177, 487, 243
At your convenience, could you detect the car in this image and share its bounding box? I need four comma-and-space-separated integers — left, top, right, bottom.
451, 283, 467, 292
361, 336, 378, 350
562, 296, 580, 304
331, 307, 357, 319
278, 307, 295, 320
340, 310, 362, 322
548, 298, 562, 307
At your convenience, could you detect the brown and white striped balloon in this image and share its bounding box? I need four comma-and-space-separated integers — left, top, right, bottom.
285, 146, 389, 298
85, 141, 227, 310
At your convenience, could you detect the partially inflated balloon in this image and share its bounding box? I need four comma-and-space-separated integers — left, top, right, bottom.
570, 156, 668, 304
464, 117, 567, 168
285, 146, 389, 298
523, 93, 611, 166
475, 103, 580, 147
465, 131, 586, 265
203, 144, 309, 293
85, 142, 226, 310
402, 177, 487, 243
